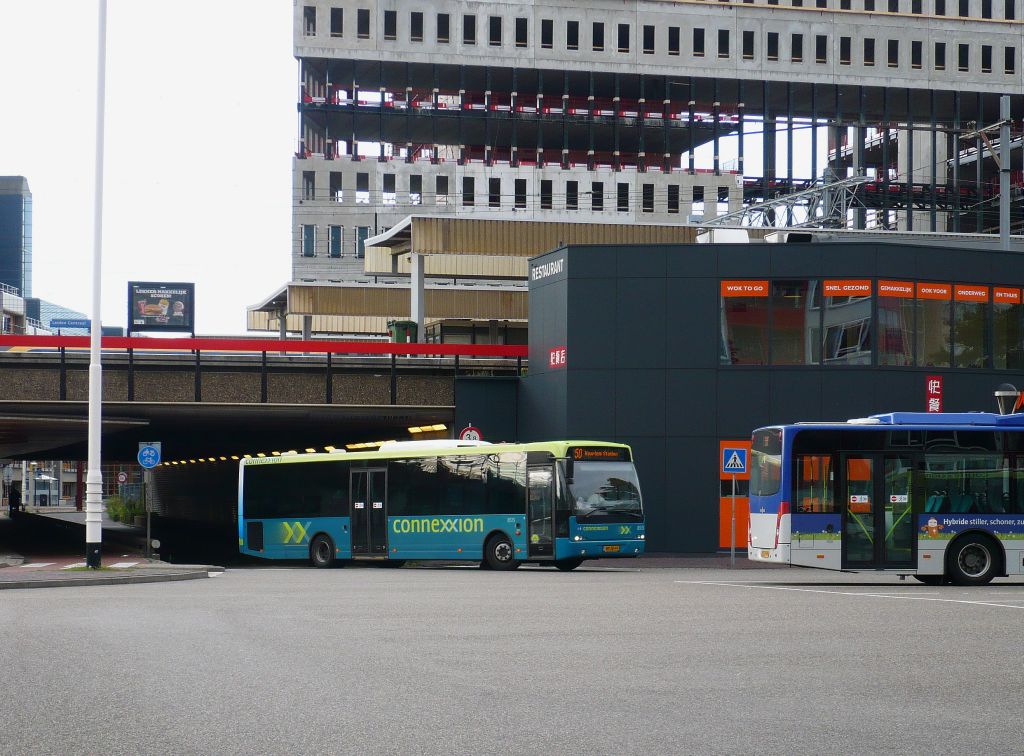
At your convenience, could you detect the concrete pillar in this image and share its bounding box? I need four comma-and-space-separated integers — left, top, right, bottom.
278, 308, 288, 340
302, 315, 312, 341
410, 253, 425, 343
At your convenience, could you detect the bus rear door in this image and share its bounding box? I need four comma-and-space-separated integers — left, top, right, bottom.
841, 454, 915, 569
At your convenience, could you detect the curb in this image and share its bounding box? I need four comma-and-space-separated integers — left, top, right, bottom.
0, 568, 221, 591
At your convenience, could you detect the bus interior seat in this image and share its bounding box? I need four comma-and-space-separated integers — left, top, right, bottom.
950, 494, 975, 513
925, 493, 947, 513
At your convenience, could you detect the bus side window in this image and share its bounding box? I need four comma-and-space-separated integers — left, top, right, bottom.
796, 455, 834, 513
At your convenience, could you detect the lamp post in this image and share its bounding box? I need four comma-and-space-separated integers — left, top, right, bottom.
85, 0, 108, 568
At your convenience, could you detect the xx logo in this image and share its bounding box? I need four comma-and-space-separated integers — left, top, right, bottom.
282, 521, 311, 545
619, 525, 630, 535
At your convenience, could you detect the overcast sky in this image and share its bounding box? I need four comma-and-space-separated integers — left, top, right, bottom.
0, 1, 294, 335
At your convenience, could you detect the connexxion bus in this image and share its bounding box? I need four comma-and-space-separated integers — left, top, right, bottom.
238, 440, 645, 570
748, 412, 1024, 585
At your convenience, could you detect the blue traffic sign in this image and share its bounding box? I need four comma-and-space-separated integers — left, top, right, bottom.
721, 447, 748, 475
50, 318, 90, 330
137, 442, 162, 469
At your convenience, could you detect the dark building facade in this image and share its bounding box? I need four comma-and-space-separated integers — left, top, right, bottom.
0, 176, 32, 298
520, 241, 1024, 553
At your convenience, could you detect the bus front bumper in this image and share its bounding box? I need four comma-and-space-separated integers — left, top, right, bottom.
557, 539, 646, 560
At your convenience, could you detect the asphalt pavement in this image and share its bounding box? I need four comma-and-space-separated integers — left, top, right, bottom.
2, 564, 1022, 754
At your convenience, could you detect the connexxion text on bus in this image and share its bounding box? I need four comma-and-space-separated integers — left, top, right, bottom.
237, 440, 645, 570
748, 411, 1024, 585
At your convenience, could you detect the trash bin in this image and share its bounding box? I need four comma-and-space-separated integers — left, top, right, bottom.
387, 320, 418, 343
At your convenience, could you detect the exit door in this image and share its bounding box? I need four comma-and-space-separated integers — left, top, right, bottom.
841, 454, 915, 568
527, 466, 553, 557
351, 468, 388, 556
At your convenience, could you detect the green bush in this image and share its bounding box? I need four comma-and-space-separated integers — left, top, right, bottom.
105, 495, 144, 523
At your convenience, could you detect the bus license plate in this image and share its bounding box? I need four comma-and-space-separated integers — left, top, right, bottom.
603, 545, 620, 553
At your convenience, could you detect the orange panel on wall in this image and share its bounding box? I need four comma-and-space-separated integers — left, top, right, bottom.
719, 497, 750, 550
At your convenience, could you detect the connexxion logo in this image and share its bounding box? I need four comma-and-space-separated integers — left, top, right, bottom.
280, 521, 311, 544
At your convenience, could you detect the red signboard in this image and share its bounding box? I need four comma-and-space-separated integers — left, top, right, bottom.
994, 287, 1021, 304
926, 375, 943, 413
878, 280, 915, 298
917, 282, 952, 301
953, 284, 989, 302
548, 346, 567, 369
823, 279, 872, 297
720, 280, 769, 297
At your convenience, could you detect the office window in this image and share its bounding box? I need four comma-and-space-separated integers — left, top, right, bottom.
356, 172, 369, 204
878, 286, 914, 366
983, 0, 992, 15
916, 284, 951, 368
411, 12, 423, 41
382, 173, 396, 205
489, 16, 501, 46
767, 0, 778, 5
355, 227, 369, 259
994, 294, 1022, 369
935, 42, 946, 70
719, 30, 730, 58
792, 0, 803, 6
436, 175, 448, 205
668, 185, 680, 214
982, 45, 992, 72
841, 0, 851, 7
644, 25, 655, 54
515, 179, 527, 208
912, 0, 923, 10
791, 34, 803, 63
1006, 46, 1016, 74
462, 177, 474, 206
489, 178, 501, 208
959, 0, 969, 15
912, 40, 923, 68
409, 175, 422, 205
329, 171, 342, 202
840, 36, 851, 64
302, 170, 315, 201
864, 38, 876, 65
330, 8, 343, 37
815, 35, 827, 63
694, 28, 705, 57
771, 281, 815, 365
516, 17, 528, 47
540, 180, 553, 209
817, 0, 827, 7
592, 182, 604, 211
437, 13, 450, 42
767, 32, 779, 61
329, 225, 343, 258
936, 0, 946, 13
888, 0, 898, 11
1007, 0, 1016, 18
865, 0, 875, 9
384, 10, 397, 40
888, 39, 899, 67
303, 6, 316, 36
642, 184, 655, 213
959, 43, 969, 71
668, 27, 680, 55
302, 225, 315, 257
567, 181, 579, 210
567, 20, 579, 50
954, 289, 990, 368
541, 19, 553, 48
617, 183, 629, 212
743, 30, 755, 60
721, 283, 769, 365
593, 22, 605, 51
357, 8, 370, 38
618, 23, 630, 52
463, 14, 476, 44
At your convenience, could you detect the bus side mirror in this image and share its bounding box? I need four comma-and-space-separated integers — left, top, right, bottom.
565, 458, 574, 484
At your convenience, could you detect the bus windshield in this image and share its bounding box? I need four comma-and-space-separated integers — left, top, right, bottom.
567, 461, 643, 520
750, 427, 783, 497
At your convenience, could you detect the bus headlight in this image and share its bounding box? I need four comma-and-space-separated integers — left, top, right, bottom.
573, 535, 583, 541
638, 534, 645, 540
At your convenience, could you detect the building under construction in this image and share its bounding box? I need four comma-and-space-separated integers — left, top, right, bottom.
261, 0, 1024, 336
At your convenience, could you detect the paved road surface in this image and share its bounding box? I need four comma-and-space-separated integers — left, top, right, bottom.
3, 564, 1022, 754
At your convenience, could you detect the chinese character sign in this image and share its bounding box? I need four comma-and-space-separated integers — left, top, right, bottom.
926, 375, 943, 413
548, 346, 567, 369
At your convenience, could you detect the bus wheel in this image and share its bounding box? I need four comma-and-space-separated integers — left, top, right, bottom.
554, 558, 584, 571
913, 575, 945, 586
310, 535, 336, 568
485, 535, 518, 571
948, 535, 998, 586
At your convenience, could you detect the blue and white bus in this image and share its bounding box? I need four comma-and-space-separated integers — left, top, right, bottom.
748, 412, 1024, 585
238, 440, 645, 569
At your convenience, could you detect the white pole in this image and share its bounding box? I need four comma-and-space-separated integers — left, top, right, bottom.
1000, 95, 1011, 251
85, 0, 107, 568
730, 473, 736, 568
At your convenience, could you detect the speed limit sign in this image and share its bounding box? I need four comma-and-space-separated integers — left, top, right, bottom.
116, 472, 128, 484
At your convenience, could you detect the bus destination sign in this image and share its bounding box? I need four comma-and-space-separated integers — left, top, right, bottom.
569, 447, 630, 462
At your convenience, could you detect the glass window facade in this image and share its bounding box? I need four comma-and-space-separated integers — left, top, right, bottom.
720, 278, 1024, 370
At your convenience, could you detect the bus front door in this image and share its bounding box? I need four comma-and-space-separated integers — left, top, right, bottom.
841, 454, 915, 569
527, 466, 553, 558
350, 468, 388, 556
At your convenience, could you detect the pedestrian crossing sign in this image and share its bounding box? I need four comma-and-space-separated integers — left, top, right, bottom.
722, 447, 748, 475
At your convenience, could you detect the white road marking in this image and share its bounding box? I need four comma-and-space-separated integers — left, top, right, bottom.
20, 562, 55, 568
108, 562, 138, 569
675, 580, 1024, 610
61, 562, 87, 570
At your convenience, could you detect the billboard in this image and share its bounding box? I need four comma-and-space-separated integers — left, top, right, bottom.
128, 282, 195, 333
